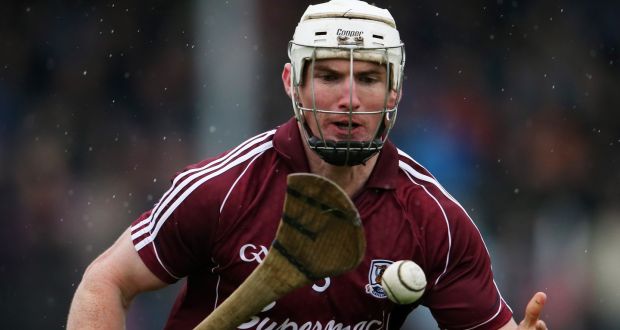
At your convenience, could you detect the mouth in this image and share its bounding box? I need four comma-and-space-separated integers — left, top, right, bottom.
332, 120, 361, 130
327, 119, 366, 139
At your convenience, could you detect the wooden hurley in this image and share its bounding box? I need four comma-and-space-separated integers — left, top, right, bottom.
193, 173, 366, 330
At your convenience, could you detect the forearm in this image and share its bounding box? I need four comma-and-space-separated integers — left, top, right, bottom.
498, 318, 518, 329
67, 273, 132, 329
67, 228, 169, 329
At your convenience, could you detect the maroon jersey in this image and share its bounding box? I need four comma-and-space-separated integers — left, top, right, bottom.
130, 118, 513, 329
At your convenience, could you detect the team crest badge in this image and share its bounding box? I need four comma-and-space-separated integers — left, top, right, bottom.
365, 259, 393, 299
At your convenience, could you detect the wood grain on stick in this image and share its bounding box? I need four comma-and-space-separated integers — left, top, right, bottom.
193, 173, 365, 330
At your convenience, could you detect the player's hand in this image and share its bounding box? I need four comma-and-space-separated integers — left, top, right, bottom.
517, 292, 547, 330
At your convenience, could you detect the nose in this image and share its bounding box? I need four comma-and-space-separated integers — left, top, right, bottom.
336, 76, 361, 112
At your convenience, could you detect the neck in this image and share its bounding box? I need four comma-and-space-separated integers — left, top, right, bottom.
303, 142, 378, 198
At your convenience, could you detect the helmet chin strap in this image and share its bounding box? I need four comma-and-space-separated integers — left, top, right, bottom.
307, 136, 383, 166
302, 122, 385, 167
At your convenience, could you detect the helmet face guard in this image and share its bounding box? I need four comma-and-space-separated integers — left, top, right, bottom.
288, 0, 406, 166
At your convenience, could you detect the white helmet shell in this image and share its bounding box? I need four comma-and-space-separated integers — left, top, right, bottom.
289, 0, 404, 89
287, 0, 406, 166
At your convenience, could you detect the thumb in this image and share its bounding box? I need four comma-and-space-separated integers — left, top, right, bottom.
521, 292, 547, 327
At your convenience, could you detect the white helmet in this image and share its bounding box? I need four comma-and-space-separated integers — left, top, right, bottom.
288, 0, 405, 166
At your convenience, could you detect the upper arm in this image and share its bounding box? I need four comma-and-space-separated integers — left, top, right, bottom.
84, 228, 168, 305
421, 203, 513, 329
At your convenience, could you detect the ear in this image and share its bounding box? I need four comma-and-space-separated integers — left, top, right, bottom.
387, 88, 400, 109
282, 63, 293, 98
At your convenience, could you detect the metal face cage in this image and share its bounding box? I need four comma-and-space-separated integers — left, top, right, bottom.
288, 42, 406, 166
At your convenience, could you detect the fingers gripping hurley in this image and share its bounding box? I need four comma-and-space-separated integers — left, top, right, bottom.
193, 173, 366, 330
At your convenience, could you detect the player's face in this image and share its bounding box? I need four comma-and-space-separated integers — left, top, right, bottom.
297, 59, 397, 142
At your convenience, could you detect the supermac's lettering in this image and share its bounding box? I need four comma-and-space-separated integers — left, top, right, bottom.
336, 28, 363, 37
238, 300, 383, 330
241, 316, 382, 329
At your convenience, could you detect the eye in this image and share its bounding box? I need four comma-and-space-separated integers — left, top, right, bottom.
316, 72, 339, 83
358, 74, 380, 85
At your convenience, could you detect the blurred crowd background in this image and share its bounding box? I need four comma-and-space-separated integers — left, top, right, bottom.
1, 1, 618, 329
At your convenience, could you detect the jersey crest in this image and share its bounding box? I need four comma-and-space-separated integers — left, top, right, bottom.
365, 259, 393, 299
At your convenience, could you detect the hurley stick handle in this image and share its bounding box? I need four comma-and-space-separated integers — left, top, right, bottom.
193, 249, 309, 330
193, 173, 365, 330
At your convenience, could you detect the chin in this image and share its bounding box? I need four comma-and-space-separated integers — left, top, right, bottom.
332, 132, 373, 141
325, 129, 368, 140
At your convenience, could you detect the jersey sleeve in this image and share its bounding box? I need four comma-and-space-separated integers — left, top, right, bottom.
129, 165, 221, 284
422, 201, 513, 330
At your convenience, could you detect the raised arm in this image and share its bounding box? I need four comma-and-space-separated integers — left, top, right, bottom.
67, 227, 168, 329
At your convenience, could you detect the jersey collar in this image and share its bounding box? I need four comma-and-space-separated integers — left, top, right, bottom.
273, 117, 399, 190
273, 117, 312, 173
